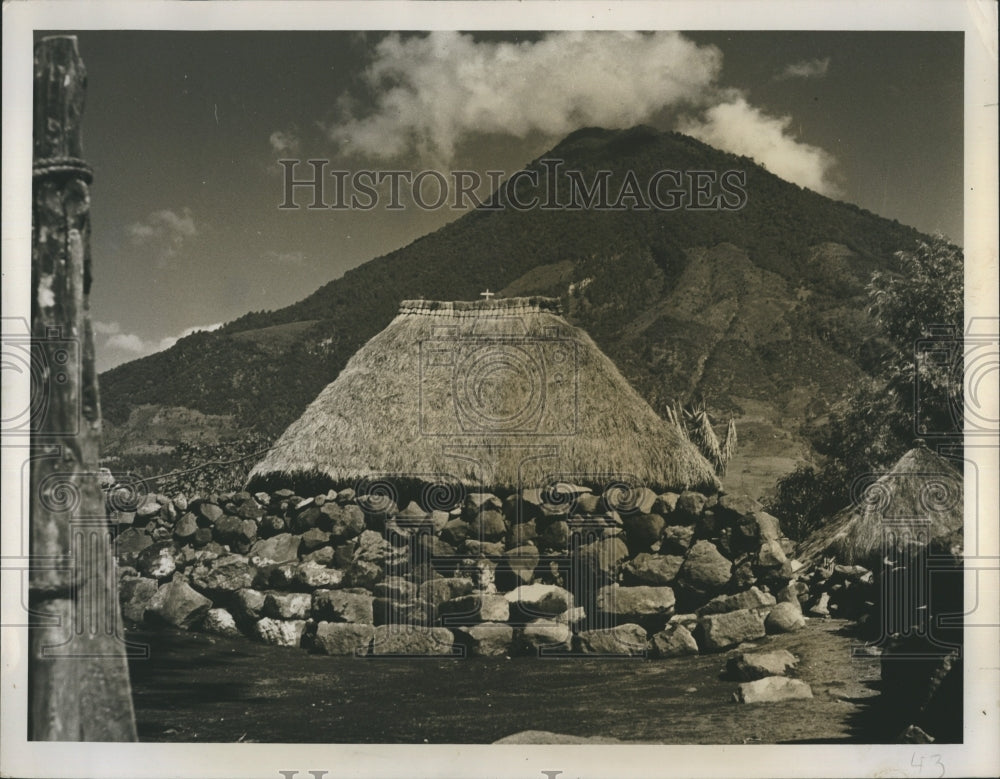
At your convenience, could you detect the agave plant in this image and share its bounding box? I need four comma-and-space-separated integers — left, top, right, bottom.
666, 398, 737, 476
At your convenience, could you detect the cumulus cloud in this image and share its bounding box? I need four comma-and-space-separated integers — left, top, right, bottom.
96, 321, 224, 371
323, 31, 839, 195
127, 208, 198, 257
677, 97, 839, 196
775, 56, 831, 81
269, 128, 300, 155
328, 31, 723, 165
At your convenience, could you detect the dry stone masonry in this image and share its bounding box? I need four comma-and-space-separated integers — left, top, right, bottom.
113, 482, 812, 659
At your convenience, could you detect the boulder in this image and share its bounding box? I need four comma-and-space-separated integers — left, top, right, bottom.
653, 492, 680, 516
622, 553, 684, 586
440, 519, 472, 547
757, 539, 788, 568
576, 624, 648, 656
475, 509, 507, 542
504, 546, 540, 585
312, 621, 375, 655
233, 588, 266, 622
116, 528, 153, 565
676, 540, 732, 598
370, 625, 455, 656
454, 622, 515, 658
660, 524, 695, 555
505, 518, 538, 548
596, 585, 675, 630
197, 502, 224, 524
249, 533, 301, 565
505, 583, 574, 618
733, 677, 813, 704
302, 546, 335, 566
765, 601, 807, 634
536, 519, 570, 551
292, 561, 344, 590
321, 503, 366, 540
716, 493, 763, 521
191, 527, 214, 548
254, 617, 306, 648
650, 624, 700, 657
419, 577, 475, 607
621, 513, 666, 553
263, 591, 312, 620
189, 554, 255, 598
212, 515, 244, 545
674, 491, 707, 522
519, 619, 572, 653
439, 593, 510, 624
726, 649, 798, 681
146, 579, 212, 629
373, 576, 418, 602
312, 589, 374, 624
200, 607, 241, 638
173, 512, 198, 540
808, 591, 832, 617
573, 536, 629, 580
697, 608, 767, 651
119, 576, 158, 624
462, 539, 506, 558
344, 559, 384, 590
462, 492, 503, 519
300, 528, 332, 553
290, 505, 322, 534
135, 542, 177, 580
573, 492, 603, 516
696, 586, 776, 616
373, 597, 435, 627
135, 496, 163, 522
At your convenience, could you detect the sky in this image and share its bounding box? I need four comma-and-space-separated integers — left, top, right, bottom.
44, 30, 963, 372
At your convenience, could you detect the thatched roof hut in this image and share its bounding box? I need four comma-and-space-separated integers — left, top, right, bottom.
797, 443, 963, 567
248, 297, 719, 497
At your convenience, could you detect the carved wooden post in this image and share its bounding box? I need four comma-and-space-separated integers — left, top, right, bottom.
30, 35, 137, 741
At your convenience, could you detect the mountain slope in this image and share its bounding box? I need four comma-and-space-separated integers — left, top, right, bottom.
99, 126, 922, 498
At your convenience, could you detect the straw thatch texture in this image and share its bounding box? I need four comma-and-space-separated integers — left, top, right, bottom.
248, 297, 720, 495
796, 445, 963, 567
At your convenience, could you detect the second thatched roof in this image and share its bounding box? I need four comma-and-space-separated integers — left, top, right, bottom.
248, 297, 720, 496
797, 443, 963, 567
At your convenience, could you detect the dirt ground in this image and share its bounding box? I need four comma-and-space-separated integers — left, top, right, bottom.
126, 618, 884, 744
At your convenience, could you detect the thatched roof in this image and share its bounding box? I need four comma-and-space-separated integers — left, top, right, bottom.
248, 297, 720, 497
797, 444, 963, 566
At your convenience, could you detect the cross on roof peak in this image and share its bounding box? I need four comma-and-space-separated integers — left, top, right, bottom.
479, 289, 495, 300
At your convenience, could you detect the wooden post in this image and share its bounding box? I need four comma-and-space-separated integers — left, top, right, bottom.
29, 36, 137, 741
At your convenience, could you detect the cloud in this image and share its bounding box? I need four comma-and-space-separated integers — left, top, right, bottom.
96, 321, 224, 371
269, 128, 300, 156
775, 57, 831, 81
265, 250, 306, 265
677, 97, 840, 196
323, 31, 839, 195
126, 208, 198, 257
328, 31, 723, 165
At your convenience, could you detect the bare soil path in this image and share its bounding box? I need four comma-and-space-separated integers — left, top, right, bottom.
127, 618, 882, 744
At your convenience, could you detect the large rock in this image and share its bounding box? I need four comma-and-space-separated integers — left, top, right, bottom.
119, 576, 158, 624
765, 601, 807, 634
440, 519, 472, 547
419, 577, 475, 607
263, 591, 312, 620
312, 622, 375, 655
505, 583, 574, 618
715, 493, 763, 521
439, 593, 510, 624
312, 589, 374, 624
621, 513, 666, 553
373, 597, 435, 627
233, 588, 266, 622
573, 536, 629, 580
536, 519, 570, 551
650, 624, 700, 657
197, 501, 224, 524
372, 576, 417, 602
504, 546, 540, 585
622, 553, 684, 586
344, 559, 384, 590
116, 529, 153, 567
300, 528, 332, 553
173, 512, 198, 540
733, 677, 813, 704
454, 622, 515, 658
676, 541, 732, 598
696, 608, 767, 651
674, 491, 707, 522
696, 586, 776, 616
757, 539, 788, 568
200, 607, 241, 638
212, 515, 244, 546
352, 530, 394, 565
293, 561, 345, 590
147, 579, 212, 629
474, 509, 507, 542
135, 542, 177, 580
190, 554, 255, 598
370, 626, 455, 655
661, 524, 695, 555
738, 510, 783, 543
254, 617, 306, 647
462, 492, 503, 519
726, 649, 798, 681
596, 585, 675, 629
576, 624, 648, 656
519, 619, 572, 653
249, 533, 301, 564
320, 502, 365, 540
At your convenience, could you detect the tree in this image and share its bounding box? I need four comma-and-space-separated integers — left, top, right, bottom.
768, 235, 963, 539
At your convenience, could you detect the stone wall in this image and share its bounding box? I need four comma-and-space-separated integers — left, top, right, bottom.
114, 482, 810, 657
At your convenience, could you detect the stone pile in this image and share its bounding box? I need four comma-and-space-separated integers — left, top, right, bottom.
113, 483, 810, 657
